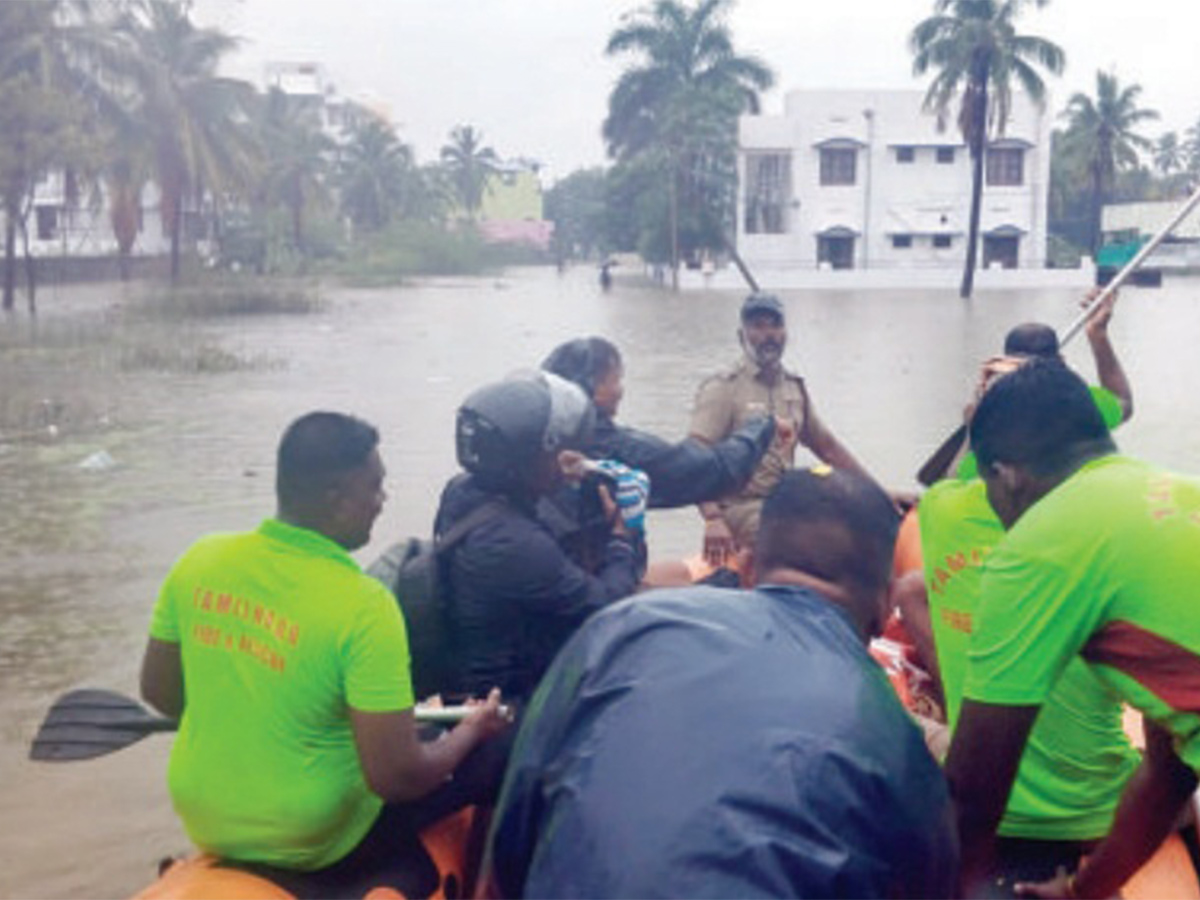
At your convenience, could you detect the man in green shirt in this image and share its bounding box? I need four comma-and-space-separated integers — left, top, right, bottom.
918, 477, 1139, 891
947, 360, 1200, 899
141, 412, 509, 894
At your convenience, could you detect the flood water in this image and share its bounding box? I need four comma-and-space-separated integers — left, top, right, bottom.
2, 264, 1198, 898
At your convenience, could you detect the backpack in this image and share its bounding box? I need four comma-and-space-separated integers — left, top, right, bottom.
366, 500, 506, 701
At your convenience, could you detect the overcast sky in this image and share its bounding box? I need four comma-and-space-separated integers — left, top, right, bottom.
195, 0, 1199, 183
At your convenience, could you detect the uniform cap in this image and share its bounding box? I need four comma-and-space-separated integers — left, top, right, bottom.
741, 292, 784, 322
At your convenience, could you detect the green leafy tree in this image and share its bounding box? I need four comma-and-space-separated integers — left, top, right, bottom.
439, 125, 499, 221
107, 0, 260, 282
910, 0, 1064, 297
603, 0, 772, 289
337, 117, 415, 233
544, 168, 608, 262
1059, 70, 1157, 254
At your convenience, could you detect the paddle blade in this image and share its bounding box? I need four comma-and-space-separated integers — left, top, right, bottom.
916, 423, 968, 487
30, 689, 176, 762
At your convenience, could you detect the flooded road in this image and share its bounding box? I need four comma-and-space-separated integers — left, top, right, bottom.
2, 265, 1198, 897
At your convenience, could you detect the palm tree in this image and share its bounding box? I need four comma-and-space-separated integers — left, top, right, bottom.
1060, 71, 1157, 255
603, 0, 773, 289
0, 1, 96, 311
108, 0, 259, 282
910, 0, 1064, 298
259, 87, 334, 254
337, 118, 414, 233
1154, 132, 1183, 178
439, 125, 499, 222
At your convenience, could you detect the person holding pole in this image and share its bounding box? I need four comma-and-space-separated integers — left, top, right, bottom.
946, 359, 1200, 898
140, 411, 510, 897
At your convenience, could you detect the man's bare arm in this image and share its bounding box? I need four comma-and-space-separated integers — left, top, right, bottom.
1017, 720, 1197, 899
140, 637, 184, 719
944, 699, 1040, 894
1085, 289, 1134, 422
350, 689, 509, 803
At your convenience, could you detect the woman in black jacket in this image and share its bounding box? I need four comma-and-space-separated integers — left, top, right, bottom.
541, 337, 775, 508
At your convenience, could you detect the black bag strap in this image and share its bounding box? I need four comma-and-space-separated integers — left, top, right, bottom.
434, 498, 508, 555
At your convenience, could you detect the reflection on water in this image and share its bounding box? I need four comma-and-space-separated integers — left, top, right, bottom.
2, 266, 1198, 897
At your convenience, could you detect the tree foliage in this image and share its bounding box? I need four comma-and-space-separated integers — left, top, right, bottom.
910, 0, 1063, 297
439, 125, 500, 221
1058, 70, 1158, 254
603, 0, 772, 286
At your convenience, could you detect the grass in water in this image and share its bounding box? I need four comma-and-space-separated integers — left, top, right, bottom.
133, 277, 325, 318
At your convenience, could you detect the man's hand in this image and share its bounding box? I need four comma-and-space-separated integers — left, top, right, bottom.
1014, 866, 1075, 899
460, 687, 512, 741
702, 516, 736, 568
598, 484, 630, 538
1084, 287, 1118, 342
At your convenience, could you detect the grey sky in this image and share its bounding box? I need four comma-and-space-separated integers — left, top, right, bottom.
196, 0, 1199, 183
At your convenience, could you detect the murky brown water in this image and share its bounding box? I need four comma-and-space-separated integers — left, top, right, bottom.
2, 266, 1198, 898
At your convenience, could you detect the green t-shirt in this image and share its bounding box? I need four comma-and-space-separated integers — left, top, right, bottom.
957, 385, 1123, 481
967, 456, 1200, 772
149, 518, 414, 870
920, 478, 1138, 839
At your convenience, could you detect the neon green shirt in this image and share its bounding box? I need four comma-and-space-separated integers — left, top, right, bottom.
967, 456, 1200, 773
920, 479, 1138, 839
957, 385, 1123, 481
149, 518, 414, 870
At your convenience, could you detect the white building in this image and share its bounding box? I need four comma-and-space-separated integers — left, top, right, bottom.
723, 88, 1063, 288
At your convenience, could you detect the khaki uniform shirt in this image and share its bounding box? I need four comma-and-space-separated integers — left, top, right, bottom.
690, 359, 809, 545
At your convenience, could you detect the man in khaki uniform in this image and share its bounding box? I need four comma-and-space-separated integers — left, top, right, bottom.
690, 292, 874, 563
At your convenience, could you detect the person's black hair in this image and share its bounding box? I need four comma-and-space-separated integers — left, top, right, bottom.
1003, 323, 1059, 358
970, 358, 1115, 477
757, 467, 899, 596
541, 337, 622, 399
276, 411, 379, 514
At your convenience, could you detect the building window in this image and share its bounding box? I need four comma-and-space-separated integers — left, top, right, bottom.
817, 234, 855, 269
819, 148, 857, 186
744, 152, 792, 234
936, 147, 955, 164
933, 235, 953, 249
987, 147, 1025, 186
36, 206, 58, 241
984, 235, 1020, 268
892, 234, 913, 249
896, 146, 915, 163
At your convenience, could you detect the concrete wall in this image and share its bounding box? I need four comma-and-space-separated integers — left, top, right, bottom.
739, 88, 1053, 273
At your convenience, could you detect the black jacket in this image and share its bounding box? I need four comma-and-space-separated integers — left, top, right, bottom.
434, 473, 640, 702
588, 412, 774, 509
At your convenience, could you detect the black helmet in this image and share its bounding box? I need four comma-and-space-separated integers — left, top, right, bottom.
456, 370, 594, 488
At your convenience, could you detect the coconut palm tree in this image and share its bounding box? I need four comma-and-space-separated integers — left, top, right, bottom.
1060, 70, 1157, 255
337, 118, 414, 233
439, 125, 499, 222
259, 88, 334, 255
107, 0, 259, 282
1154, 132, 1183, 178
910, 0, 1064, 298
0, 1, 97, 311
603, 0, 773, 289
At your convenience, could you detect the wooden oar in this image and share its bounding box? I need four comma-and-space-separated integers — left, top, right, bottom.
916, 183, 1200, 487
30, 688, 505, 762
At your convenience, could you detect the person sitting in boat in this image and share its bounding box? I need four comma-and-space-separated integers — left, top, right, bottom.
486, 466, 958, 899
945, 288, 1133, 483
434, 370, 641, 706
946, 359, 1200, 898
689, 292, 880, 567
139, 411, 511, 897
539, 335, 774, 577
